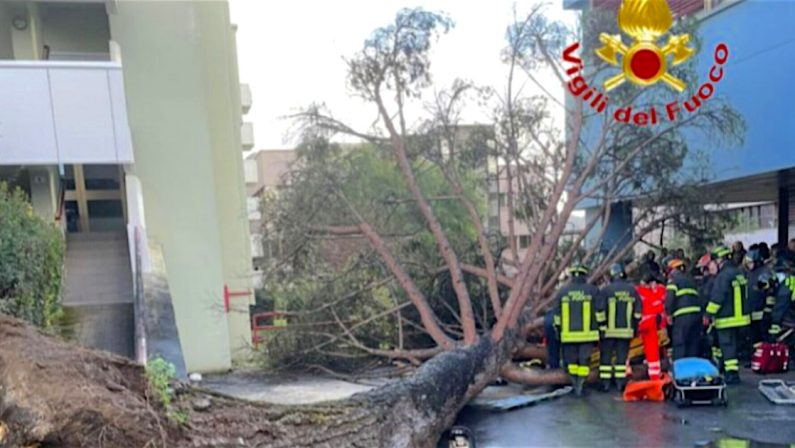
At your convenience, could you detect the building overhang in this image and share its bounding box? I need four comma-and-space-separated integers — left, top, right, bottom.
0, 60, 133, 166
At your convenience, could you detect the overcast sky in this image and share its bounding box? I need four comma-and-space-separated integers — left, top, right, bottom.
229, 0, 576, 151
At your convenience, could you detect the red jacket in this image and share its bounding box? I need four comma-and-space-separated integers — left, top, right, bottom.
636, 284, 666, 330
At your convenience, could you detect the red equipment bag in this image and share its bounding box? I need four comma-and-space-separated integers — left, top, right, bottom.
751, 342, 790, 374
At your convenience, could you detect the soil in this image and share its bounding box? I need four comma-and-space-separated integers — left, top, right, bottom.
0, 314, 174, 447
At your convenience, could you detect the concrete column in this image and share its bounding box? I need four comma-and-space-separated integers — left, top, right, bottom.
778, 184, 789, 246
585, 201, 634, 258
28, 166, 57, 221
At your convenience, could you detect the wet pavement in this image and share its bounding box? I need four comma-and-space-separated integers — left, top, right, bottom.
201, 370, 387, 405
456, 369, 795, 447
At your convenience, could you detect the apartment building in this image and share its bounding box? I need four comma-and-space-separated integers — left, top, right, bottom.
0, 0, 255, 373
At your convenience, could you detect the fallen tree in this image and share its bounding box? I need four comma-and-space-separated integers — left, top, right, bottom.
3, 5, 743, 448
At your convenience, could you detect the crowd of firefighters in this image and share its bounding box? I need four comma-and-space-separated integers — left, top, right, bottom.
544, 241, 795, 396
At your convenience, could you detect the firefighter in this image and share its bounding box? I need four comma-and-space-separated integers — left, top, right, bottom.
553, 264, 600, 396
665, 258, 703, 360
768, 261, 795, 342
596, 263, 642, 392
746, 249, 771, 345
705, 246, 751, 384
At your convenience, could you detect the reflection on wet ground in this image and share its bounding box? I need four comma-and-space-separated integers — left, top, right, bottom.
453, 369, 795, 447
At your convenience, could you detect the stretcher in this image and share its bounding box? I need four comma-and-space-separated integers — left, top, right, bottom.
671, 357, 727, 407
758, 379, 795, 405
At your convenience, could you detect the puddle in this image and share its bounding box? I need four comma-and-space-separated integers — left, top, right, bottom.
663, 413, 689, 425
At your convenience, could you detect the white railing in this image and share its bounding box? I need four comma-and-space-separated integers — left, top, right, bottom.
0, 60, 133, 165
125, 174, 151, 365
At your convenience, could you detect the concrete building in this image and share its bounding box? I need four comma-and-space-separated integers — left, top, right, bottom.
245, 149, 298, 275
566, 0, 795, 254
0, 0, 255, 373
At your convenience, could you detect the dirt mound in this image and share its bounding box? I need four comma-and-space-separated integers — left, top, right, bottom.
0, 314, 172, 446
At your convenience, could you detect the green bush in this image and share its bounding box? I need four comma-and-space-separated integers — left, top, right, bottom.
0, 182, 65, 328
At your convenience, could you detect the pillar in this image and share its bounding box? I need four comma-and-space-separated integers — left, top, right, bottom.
778, 185, 789, 246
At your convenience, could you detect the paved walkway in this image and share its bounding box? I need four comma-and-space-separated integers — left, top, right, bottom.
201, 371, 387, 405
457, 369, 795, 447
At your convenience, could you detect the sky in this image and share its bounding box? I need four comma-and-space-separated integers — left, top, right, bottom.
228, 0, 576, 151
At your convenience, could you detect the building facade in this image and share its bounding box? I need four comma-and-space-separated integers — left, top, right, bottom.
0, 0, 255, 373
567, 0, 795, 253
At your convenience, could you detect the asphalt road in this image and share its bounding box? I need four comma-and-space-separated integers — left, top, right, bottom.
455, 369, 795, 447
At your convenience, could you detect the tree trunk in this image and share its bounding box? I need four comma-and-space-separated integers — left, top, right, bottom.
0, 315, 511, 447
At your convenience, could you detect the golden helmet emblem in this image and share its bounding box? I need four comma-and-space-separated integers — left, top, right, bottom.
595, 0, 694, 92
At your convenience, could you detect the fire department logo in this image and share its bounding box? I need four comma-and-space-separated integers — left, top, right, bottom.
595, 0, 694, 92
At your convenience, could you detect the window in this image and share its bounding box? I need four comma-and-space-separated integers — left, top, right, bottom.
499, 193, 507, 207
518, 235, 530, 249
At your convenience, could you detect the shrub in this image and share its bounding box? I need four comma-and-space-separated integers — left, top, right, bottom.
0, 183, 65, 328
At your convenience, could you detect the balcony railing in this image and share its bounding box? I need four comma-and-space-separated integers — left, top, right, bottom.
0, 60, 133, 165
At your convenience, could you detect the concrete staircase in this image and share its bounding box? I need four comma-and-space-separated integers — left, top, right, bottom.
63, 231, 135, 357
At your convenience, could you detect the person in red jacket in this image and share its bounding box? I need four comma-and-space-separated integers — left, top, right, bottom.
635, 273, 667, 380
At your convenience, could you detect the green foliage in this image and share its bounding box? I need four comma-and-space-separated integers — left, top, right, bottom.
168, 409, 190, 426
0, 182, 64, 328
145, 357, 191, 425
257, 140, 490, 371
145, 357, 176, 407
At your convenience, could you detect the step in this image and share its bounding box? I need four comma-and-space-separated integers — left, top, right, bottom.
63, 303, 134, 357
66, 231, 127, 243
65, 258, 131, 274
63, 290, 134, 306
64, 271, 132, 292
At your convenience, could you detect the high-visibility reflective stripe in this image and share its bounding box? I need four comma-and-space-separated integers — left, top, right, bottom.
584, 300, 592, 335
561, 332, 600, 343
770, 324, 782, 335
561, 298, 599, 342
767, 296, 777, 306
554, 315, 561, 326
676, 288, 699, 297
706, 301, 721, 314
614, 371, 627, 379
715, 315, 751, 329
751, 311, 764, 321
667, 284, 678, 291
600, 372, 612, 379
568, 364, 579, 375
608, 300, 615, 330
626, 301, 632, 330
732, 277, 746, 320
599, 365, 612, 371
604, 328, 633, 338
596, 311, 606, 321
577, 366, 590, 377
673, 306, 701, 318
725, 359, 739, 372
764, 307, 773, 313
